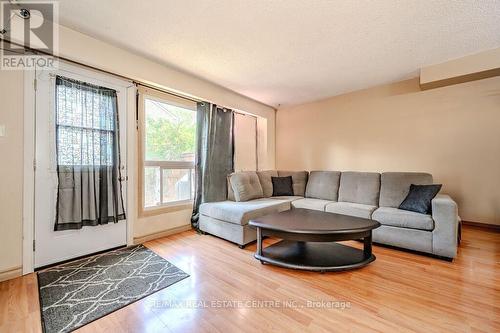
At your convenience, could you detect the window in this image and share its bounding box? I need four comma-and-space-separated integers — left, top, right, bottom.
139, 87, 197, 213
56, 76, 117, 166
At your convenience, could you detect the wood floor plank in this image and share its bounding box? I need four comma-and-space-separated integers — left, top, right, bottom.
0, 225, 498, 332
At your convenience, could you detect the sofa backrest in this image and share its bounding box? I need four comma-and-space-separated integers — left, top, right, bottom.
277, 170, 309, 196
227, 175, 235, 201
338, 172, 380, 206
227, 170, 434, 206
379, 172, 433, 208
256, 170, 278, 197
305, 171, 341, 201
229, 171, 264, 202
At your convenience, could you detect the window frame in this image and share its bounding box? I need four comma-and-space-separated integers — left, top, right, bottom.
137, 86, 197, 217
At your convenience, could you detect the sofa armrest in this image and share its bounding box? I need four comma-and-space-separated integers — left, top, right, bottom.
431, 194, 459, 258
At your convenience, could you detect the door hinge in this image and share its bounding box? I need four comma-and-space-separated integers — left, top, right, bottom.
34, 78, 37, 91
33, 239, 36, 252
33, 159, 36, 171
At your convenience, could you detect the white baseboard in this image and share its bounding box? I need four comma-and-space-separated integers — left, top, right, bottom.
0, 266, 23, 283
133, 225, 192, 244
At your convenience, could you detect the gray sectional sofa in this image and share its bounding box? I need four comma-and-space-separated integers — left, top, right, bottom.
199, 170, 460, 259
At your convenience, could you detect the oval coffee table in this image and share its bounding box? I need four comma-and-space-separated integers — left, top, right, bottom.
249, 208, 381, 272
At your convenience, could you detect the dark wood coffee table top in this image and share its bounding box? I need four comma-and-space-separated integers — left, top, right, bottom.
249, 208, 380, 234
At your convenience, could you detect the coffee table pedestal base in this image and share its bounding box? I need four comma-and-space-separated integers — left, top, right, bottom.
255, 240, 375, 272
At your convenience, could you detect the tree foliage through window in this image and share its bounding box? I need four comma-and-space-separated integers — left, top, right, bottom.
145, 99, 196, 161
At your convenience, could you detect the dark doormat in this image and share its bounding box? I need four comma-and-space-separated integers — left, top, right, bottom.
37, 244, 189, 333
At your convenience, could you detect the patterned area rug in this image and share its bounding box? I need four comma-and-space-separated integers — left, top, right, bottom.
37, 245, 189, 333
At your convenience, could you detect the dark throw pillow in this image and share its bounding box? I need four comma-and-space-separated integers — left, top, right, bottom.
271, 176, 294, 196
399, 184, 442, 214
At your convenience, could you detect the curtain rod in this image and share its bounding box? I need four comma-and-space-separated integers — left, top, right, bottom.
134, 81, 200, 104
0, 37, 271, 116
134, 82, 256, 118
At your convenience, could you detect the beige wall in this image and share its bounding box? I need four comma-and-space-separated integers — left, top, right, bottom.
0, 71, 24, 273
0, 23, 276, 273
234, 113, 258, 172
276, 77, 500, 225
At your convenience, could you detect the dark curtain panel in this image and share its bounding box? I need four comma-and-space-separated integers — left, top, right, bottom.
191, 102, 234, 228
54, 76, 126, 231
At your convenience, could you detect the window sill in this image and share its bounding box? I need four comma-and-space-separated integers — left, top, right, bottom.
139, 201, 194, 218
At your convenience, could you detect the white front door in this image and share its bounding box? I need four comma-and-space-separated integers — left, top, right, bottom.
34, 62, 129, 268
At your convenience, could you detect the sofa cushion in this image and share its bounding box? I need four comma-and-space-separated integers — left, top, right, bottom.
257, 170, 278, 197
270, 196, 303, 203
278, 171, 309, 196
379, 172, 433, 208
272, 176, 294, 196
338, 172, 380, 206
292, 198, 334, 211
372, 207, 434, 231
199, 198, 290, 226
325, 202, 377, 219
305, 171, 341, 201
230, 172, 264, 202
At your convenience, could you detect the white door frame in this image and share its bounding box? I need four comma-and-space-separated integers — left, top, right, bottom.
22, 62, 137, 274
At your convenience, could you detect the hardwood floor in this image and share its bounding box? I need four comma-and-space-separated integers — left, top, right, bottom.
0, 225, 498, 332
